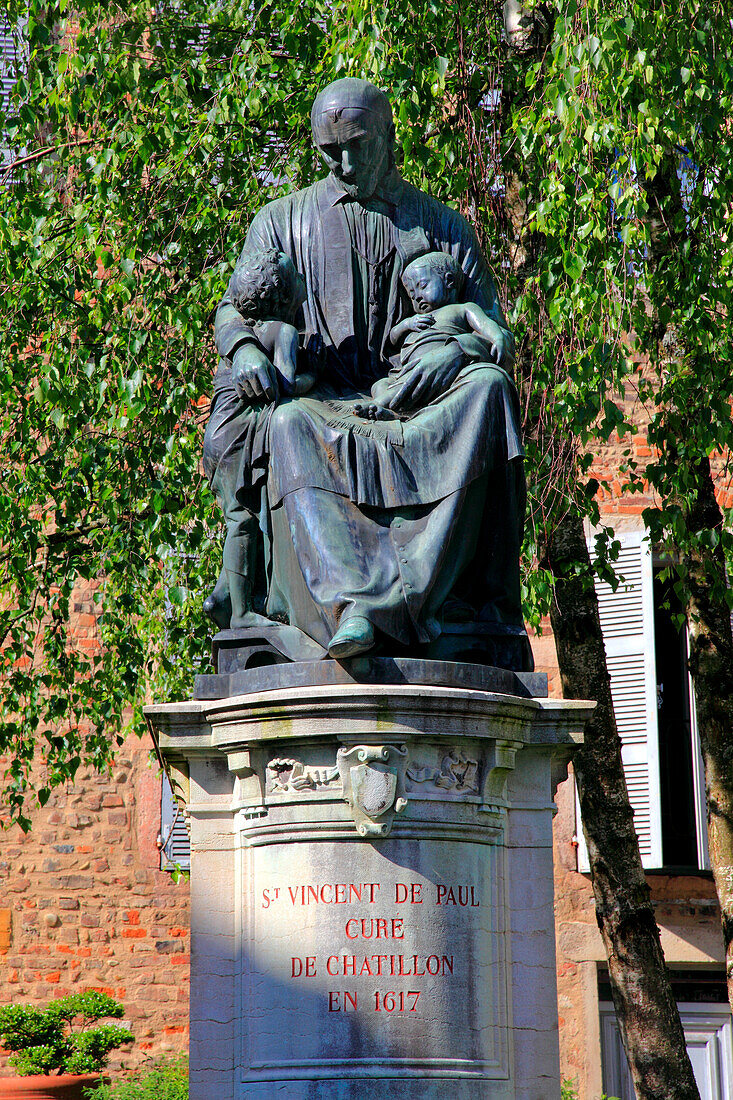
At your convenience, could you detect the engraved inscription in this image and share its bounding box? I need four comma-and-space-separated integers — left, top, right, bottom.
245, 841, 507, 1074
261, 877, 483, 1016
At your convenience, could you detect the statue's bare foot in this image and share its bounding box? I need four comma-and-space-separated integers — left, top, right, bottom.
328, 616, 375, 659
352, 402, 396, 421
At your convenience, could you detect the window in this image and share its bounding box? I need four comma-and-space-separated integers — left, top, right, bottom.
577, 529, 709, 871
159, 772, 191, 872
600, 970, 732, 1100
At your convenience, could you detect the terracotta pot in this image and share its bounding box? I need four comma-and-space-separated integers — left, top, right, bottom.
0, 1076, 100, 1099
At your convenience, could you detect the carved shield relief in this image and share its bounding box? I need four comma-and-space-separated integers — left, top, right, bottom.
337, 744, 408, 837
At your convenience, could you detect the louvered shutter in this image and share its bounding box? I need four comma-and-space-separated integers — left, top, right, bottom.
0, 19, 15, 104
160, 772, 191, 871
577, 529, 663, 870
1, 17, 24, 181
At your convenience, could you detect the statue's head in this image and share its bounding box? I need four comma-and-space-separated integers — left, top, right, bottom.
402, 252, 464, 313
311, 78, 396, 201
229, 250, 306, 324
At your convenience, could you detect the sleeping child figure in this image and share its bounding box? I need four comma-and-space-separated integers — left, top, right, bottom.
355, 250, 511, 419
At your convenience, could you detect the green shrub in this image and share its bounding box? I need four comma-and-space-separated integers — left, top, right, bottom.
0, 991, 133, 1077
87, 1056, 188, 1100
561, 1082, 620, 1100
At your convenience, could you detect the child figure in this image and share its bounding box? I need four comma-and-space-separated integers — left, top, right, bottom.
357, 251, 510, 418
209, 249, 315, 629
228, 248, 314, 397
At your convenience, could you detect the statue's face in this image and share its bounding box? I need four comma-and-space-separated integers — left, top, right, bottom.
407, 268, 454, 313
313, 111, 391, 201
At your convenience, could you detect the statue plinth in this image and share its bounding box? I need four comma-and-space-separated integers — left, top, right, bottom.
146, 662, 590, 1099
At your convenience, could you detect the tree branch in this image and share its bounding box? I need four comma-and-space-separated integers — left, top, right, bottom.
0, 139, 96, 175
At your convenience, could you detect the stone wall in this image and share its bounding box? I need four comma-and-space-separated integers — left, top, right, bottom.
0, 731, 190, 1075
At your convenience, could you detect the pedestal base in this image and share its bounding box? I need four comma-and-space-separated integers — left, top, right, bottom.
146, 662, 590, 1100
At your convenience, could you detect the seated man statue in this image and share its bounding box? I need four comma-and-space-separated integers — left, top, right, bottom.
203, 77, 529, 669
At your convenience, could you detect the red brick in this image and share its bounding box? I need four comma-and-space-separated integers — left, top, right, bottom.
121, 929, 146, 939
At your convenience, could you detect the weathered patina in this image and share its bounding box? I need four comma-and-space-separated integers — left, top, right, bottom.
203, 77, 529, 669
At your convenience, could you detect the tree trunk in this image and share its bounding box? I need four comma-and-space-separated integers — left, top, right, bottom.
547, 510, 700, 1100
682, 458, 733, 1010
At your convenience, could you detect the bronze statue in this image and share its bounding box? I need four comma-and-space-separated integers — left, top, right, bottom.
203, 77, 530, 669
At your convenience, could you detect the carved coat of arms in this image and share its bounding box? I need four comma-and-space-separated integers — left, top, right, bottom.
337, 745, 408, 838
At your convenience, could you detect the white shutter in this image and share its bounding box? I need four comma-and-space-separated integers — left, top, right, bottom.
0, 20, 16, 107
577, 529, 663, 870
1, 16, 26, 180
688, 667, 711, 870
160, 772, 191, 871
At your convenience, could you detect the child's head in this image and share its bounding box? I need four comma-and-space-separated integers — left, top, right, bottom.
401, 251, 464, 312
229, 249, 306, 324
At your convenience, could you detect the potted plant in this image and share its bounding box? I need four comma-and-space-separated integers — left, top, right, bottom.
0, 991, 133, 1099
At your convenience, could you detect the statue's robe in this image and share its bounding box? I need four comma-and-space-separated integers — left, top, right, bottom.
204, 170, 526, 655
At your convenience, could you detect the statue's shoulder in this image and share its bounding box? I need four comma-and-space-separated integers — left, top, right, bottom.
398, 178, 476, 242
253, 178, 329, 223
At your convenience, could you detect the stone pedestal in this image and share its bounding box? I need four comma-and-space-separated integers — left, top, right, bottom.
146, 661, 590, 1100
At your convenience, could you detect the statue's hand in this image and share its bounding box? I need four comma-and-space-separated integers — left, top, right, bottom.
407, 314, 436, 331
232, 343, 279, 403
385, 344, 466, 412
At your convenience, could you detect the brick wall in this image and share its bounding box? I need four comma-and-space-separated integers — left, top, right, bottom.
0, 732, 190, 1075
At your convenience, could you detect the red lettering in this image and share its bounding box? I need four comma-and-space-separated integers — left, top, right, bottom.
342, 955, 356, 975
335, 883, 346, 903
360, 958, 372, 976
344, 991, 358, 1011
436, 885, 447, 905
443, 955, 454, 975
471, 887, 479, 907
349, 884, 362, 903
375, 990, 421, 1012
328, 992, 340, 1012
307, 886, 319, 904
366, 883, 380, 902
288, 887, 298, 905
305, 956, 316, 976
395, 883, 423, 904
426, 955, 440, 975
327, 956, 339, 976
343, 918, 404, 940
319, 884, 332, 903
291, 958, 303, 977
